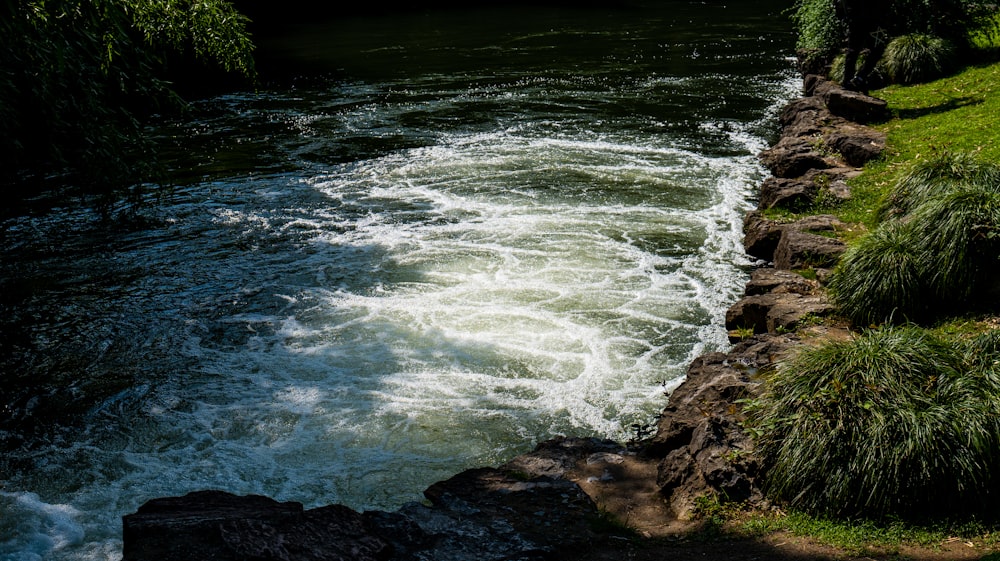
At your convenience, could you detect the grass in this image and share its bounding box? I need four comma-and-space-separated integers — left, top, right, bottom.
840, 59, 1000, 228
746, 326, 1000, 518
694, 494, 1000, 557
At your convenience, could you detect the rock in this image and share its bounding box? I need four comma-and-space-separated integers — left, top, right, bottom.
758, 177, 816, 210
744, 268, 816, 296
122, 491, 392, 561
821, 87, 890, 123
825, 126, 886, 167
725, 292, 836, 334
772, 228, 846, 270
759, 136, 830, 178
647, 335, 797, 518
742, 211, 784, 262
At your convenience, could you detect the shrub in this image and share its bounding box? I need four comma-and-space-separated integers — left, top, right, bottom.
908, 185, 1000, 300
791, 0, 844, 63
0, 0, 254, 200
748, 326, 1000, 518
835, 153, 1000, 324
881, 34, 957, 84
879, 152, 1000, 219
827, 221, 931, 325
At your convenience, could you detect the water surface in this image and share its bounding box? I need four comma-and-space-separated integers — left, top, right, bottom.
0, 3, 796, 559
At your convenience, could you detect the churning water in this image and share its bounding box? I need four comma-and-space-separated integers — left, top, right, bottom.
0, 3, 797, 559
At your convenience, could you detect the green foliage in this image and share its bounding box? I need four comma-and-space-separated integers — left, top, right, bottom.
791, 0, 844, 61
128, 0, 254, 75
791, 0, 999, 79
830, 152, 1000, 325
881, 34, 957, 84
747, 326, 1000, 518
827, 221, 929, 325
893, 0, 1000, 47
0, 0, 254, 202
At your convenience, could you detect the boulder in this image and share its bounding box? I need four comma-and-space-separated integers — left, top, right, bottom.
742, 211, 784, 262
824, 126, 886, 167
772, 228, 846, 270
758, 177, 816, 210
725, 292, 836, 334
744, 268, 816, 296
648, 335, 797, 518
821, 87, 890, 123
759, 136, 830, 178
122, 491, 391, 561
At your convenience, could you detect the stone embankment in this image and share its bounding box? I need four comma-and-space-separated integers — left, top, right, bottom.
121, 76, 887, 561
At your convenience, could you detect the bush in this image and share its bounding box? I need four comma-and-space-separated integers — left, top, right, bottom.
908, 185, 1000, 299
879, 152, 1000, 219
881, 34, 957, 84
748, 326, 1000, 518
792, 0, 844, 63
833, 152, 1000, 325
827, 221, 931, 325
0, 0, 254, 201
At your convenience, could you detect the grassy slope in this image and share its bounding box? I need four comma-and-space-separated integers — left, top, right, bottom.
840, 58, 1000, 228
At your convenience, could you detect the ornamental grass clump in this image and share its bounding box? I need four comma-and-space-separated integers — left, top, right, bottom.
880, 34, 957, 85
826, 221, 931, 325
748, 326, 1000, 518
879, 152, 1000, 219
832, 152, 1000, 326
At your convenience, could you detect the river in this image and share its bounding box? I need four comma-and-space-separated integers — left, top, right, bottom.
0, 2, 796, 559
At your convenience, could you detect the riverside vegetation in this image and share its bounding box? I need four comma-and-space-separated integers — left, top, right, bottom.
731, 3, 1000, 555
0, 0, 254, 207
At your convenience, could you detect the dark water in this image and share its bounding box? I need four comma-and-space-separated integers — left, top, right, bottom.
0, 3, 796, 559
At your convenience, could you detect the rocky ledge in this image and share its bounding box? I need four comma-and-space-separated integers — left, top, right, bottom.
121, 76, 878, 561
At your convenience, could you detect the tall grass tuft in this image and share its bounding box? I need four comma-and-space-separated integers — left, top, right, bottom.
835, 152, 1000, 324
908, 186, 1000, 299
827, 221, 931, 325
881, 34, 957, 85
748, 326, 1000, 518
880, 152, 1000, 220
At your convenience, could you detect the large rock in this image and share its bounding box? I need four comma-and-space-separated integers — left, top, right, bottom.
725, 292, 836, 335
744, 268, 816, 296
821, 86, 890, 123
758, 177, 816, 210
825, 126, 886, 167
742, 211, 784, 262
647, 335, 797, 518
759, 136, 831, 178
772, 228, 846, 270
122, 491, 392, 561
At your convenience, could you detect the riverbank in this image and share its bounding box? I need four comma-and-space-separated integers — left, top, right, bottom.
119, 57, 1000, 561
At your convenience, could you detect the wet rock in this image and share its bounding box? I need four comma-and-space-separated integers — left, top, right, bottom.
122, 491, 391, 561
647, 335, 796, 518
742, 211, 784, 262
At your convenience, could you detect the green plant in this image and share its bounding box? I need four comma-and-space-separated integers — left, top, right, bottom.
881, 34, 957, 84
0, 0, 254, 202
791, 0, 844, 63
747, 326, 1000, 518
828, 220, 930, 325
879, 152, 1000, 219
